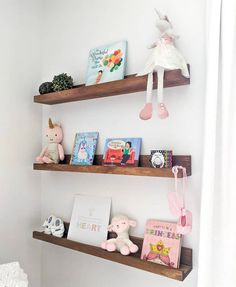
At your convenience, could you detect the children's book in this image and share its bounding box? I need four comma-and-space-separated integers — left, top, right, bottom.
70, 132, 99, 165
85, 41, 127, 86
141, 220, 182, 268
150, 150, 172, 168
103, 137, 142, 167
68, 194, 111, 247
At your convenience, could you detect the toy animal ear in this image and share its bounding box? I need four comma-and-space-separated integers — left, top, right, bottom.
154, 9, 164, 20
129, 220, 136, 227
108, 224, 113, 232
42, 220, 48, 227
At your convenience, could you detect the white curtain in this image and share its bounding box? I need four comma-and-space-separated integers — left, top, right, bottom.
198, 0, 236, 286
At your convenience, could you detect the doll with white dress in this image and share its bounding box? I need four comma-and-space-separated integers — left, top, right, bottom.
137, 10, 189, 120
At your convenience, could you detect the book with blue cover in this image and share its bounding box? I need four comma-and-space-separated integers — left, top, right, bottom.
70, 132, 99, 165
85, 41, 127, 86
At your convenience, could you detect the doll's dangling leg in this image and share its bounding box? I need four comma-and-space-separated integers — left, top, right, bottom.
139, 72, 153, 120
42, 156, 54, 164
157, 67, 169, 119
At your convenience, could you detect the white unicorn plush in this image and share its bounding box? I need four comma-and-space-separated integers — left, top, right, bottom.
137, 10, 189, 120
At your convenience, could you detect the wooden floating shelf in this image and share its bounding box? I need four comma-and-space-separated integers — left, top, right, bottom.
34, 67, 190, 105
33, 155, 191, 178
33, 223, 192, 281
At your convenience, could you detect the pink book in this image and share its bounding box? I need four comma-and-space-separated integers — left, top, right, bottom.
141, 220, 182, 268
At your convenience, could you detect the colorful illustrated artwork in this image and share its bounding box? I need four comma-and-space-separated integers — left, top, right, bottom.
70, 132, 99, 165
103, 138, 142, 167
141, 220, 182, 268
85, 41, 127, 86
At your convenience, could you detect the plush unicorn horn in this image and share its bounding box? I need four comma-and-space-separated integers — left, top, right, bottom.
137, 9, 189, 120
48, 117, 54, 129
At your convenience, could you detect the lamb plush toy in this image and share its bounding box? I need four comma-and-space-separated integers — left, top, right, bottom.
101, 214, 139, 256
36, 118, 65, 164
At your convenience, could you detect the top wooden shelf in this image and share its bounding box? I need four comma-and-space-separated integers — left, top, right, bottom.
34, 67, 190, 105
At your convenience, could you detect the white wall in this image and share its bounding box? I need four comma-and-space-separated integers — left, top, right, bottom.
40, 0, 206, 286
0, 1, 42, 286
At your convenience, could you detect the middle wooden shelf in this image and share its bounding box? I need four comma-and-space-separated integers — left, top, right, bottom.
33, 154, 191, 178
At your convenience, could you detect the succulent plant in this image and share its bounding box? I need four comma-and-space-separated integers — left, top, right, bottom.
52, 73, 73, 92
39, 82, 54, 94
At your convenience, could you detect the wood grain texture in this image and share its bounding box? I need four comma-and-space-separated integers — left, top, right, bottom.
34, 67, 190, 105
33, 155, 191, 178
33, 229, 192, 281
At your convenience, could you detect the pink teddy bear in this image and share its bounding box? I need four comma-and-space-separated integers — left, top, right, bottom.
36, 118, 65, 164
101, 214, 139, 256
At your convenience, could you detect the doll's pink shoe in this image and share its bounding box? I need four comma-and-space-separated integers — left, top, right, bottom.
158, 103, 169, 119
139, 103, 153, 120
36, 156, 44, 164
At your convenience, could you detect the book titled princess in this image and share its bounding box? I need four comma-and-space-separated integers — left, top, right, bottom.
141, 220, 182, 268
85, 41, 127, 86
70, 132, 99, 165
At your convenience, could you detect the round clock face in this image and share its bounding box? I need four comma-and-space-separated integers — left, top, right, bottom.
151, 152, 165, 168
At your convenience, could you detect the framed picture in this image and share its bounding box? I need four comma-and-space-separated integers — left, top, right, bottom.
85, 40, 127, 86
70, 132, 99, 165
150, 150, 172, 168
103, 138, 142, 167
67, 194, 111, 247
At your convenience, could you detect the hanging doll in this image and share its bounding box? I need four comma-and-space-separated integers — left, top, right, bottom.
36, 118, 65, 164
137, 10, 190, 120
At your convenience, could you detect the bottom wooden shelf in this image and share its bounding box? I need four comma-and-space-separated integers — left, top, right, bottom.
33, 227, 192, 281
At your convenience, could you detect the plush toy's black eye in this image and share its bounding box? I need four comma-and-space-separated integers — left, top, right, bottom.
46, 134, 48, 137
55, 134, 57, 136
